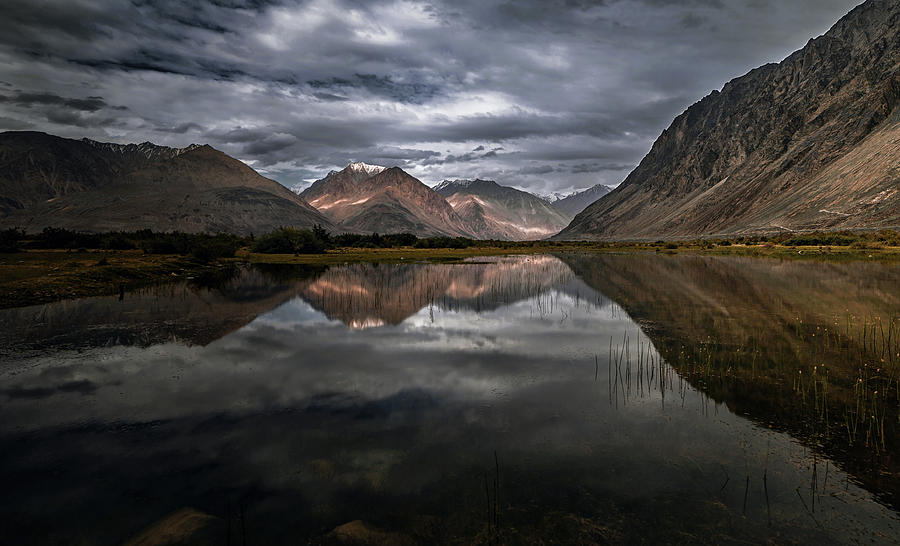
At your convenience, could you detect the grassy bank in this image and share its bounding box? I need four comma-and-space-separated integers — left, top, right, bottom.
2, 238, 899, 309
240, 240, 900, 265
0, 250, 235, 309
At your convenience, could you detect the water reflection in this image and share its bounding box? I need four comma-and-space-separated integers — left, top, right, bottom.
1, 255, 898, 544
297, 255, 584, 328
0, 265, 324, 355
560, 252, 900, 509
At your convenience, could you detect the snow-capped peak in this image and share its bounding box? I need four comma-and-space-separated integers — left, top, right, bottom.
538, 191, 566, 203
347, 162, 386, 175
433, 179, 476, 192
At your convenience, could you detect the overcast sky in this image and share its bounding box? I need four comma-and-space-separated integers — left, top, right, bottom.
0, 0, 861, 194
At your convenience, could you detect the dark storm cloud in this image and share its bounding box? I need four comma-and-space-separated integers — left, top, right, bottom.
309, 74, 442, 104
242, 132, 298, 155
313, 92, 351, 102
571, 162, 635, 174
0, 117, 32, 130
420, 146, 505, 165
518, 164, 556, 175
0, 92, 115, 112
0, 0, 863, 191
156, 122, 205, 133
0, 89, 128, 129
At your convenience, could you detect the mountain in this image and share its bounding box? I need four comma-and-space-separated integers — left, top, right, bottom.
546, 184, 613, 217
557, 0, 900, 240
0, 131, 335, 235
433, 179, 571, 240
301, 163, 475, 237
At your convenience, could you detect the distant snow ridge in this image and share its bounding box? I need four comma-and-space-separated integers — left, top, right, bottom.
432, 179, 475, 192
347, 162, 386, 176
81, 138, 202, 160
538, 192, 567, 203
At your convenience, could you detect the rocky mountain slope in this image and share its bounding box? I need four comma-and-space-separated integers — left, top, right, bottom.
0, 131, 335, 235
546, 184, 613, 217
301, 163, 475, 237
434, 179, 571, 240
557, 0, 900, 240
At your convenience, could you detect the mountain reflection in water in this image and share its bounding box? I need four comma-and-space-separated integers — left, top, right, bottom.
0, 254, 898, 545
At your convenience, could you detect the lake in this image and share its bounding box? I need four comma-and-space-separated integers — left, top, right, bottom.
1, 253, 899, 544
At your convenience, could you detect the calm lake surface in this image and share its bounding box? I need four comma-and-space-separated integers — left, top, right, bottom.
1, 253, 899, 544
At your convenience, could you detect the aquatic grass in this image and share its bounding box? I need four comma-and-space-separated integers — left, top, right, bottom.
658, 314, 900, 459
597, 303, 900, 503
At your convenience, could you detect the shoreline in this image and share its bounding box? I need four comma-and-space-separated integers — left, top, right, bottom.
2, 243, 899, 309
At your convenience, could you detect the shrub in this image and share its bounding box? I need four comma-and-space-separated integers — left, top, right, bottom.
251, 228, 326, 254
0, 228, 24, 252
32, 227, 102, 249
190, 235, 241, 262
103, 234, 137, 250
414, 236, 475, 249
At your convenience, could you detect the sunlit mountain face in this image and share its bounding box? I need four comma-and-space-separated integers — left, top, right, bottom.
300, 163, 476, 237
434, 179, 572, 240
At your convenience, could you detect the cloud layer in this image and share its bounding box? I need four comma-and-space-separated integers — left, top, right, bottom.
0, 0, 860, 194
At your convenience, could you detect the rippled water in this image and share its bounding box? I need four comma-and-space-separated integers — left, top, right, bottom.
1, 254, 898, 544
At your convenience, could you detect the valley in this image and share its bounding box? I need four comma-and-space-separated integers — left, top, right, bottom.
1, 0, 898, 544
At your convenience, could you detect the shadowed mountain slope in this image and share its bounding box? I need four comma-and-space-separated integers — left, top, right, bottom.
546, 184, 613, 217
556, 0, 900, 240
0, 131, 335, 235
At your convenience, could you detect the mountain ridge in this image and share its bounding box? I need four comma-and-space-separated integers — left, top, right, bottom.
546, 184, 613, 217
434, 178, 572, 240
301, 164, 476, 237
556, 0, 900, 240
0, 131, 335, 235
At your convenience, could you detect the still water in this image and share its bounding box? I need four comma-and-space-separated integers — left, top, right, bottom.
1, 254, 899, 544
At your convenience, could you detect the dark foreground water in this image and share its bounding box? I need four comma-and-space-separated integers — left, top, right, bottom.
1, 254, 899, 544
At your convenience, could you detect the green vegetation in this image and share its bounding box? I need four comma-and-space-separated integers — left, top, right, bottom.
1, 226, 899, 309
775, 229, 900, 247
5, 227, 243, 261
5, 226, 900, 257
652, 312, 900, 500
0, 228, 24, 253
251, 227, 327, 254
250, 225, 481, 252
0, 250, 233, 309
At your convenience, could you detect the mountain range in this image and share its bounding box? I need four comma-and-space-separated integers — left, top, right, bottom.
557, 0, 899, 240
433, 179, 572, 240
299, 163, 475, 237
298, 165, 601, 240
0, 133, 609, 239
0, 131, 334, 235
543, 184, 613, 217
3, 1, 894, 244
